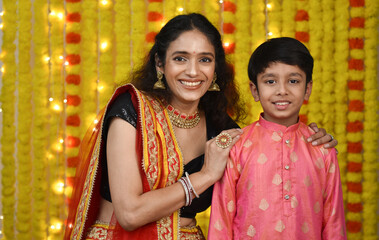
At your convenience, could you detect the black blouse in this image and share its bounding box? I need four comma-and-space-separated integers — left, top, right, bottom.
100, 92, 239, 219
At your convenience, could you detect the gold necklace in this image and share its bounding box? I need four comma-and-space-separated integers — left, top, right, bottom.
166, 104, 200, 129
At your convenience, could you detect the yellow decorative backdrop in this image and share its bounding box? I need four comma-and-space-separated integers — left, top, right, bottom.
0, 0, 377, 239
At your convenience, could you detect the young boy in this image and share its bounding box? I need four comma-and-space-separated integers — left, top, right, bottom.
208, 37, 346, 239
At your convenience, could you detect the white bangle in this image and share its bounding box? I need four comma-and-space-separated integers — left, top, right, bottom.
178, 178, 190, 206
185, 172, 199, 198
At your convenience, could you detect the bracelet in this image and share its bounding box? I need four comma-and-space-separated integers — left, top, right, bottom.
178, 178, 191, 206
185, 172, 199, 198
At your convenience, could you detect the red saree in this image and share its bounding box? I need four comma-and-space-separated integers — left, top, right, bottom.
64, 84, 184, 240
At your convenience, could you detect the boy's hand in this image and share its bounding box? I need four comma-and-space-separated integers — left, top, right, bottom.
307, 122, 338, 149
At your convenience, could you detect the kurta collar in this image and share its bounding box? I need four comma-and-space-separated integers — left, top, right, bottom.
258, 113, 301, 133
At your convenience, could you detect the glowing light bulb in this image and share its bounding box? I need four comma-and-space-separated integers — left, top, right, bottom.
59, 138, 64, 144
53, 181, 65, 194
64, 61, 69, 66
0, 24, 3, 30
50, 11, 56, 16
178, 7, 184, 12
0, 12, 4, 16
101, 41, 108, 50
0, 215, 3, 220
94, 119, 99, 124
63, 99, 67, 103
101, 0, 108, 5
267, 4, 272, 9
224, 42, 230, 47
59, 56, 64, 60
57, 13, 64, 20
268, 32, 273, 36
98, 85, 104, 92
0, 108, 2, 113
53, 104, 61, 111
219, 0, 224, 3
49, 97, 54, 102
45, 56, 51, 62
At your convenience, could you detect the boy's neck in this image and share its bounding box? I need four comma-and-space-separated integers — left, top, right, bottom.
261, 112, 300, 127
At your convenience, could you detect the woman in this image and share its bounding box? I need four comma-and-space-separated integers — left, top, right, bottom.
64, 13, 337, 240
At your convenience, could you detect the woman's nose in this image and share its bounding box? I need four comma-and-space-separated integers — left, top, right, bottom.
185, 60, 199, 77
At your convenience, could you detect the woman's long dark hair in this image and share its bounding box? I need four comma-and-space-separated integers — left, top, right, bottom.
131, 13, 245, 129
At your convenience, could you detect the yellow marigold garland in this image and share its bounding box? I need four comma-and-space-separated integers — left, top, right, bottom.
281, 0, 296, 38
221, 0, 236, 64
307, 0, 322, 125
131, 1, 147, 68
267, 0, 282, 38
186, 0, 202, 14
64, 0, 82, 209
362, 0, 378, 238
31, 1, 49, 239
320, 0, 335, 131
114, 0, 131, 86
80, 0, 98, 138
99, 1, 115, 109
346, 0, 365, 238
16, 0, 33, 238
294, 0, 309, 124
204, 0, 220, 29
249, 0, 265, 122
0, 1, 17, 239
48, 0, 67, 237
163, 0, 177, 22
234, 0, 251, 128
333, 0, 349, 204
147, 1, 163, 51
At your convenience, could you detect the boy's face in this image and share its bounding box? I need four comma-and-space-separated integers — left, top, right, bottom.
250, 62, 312, 127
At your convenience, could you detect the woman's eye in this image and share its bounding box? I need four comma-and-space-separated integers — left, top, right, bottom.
200, 57, 212, 63
173, 56, 186, 61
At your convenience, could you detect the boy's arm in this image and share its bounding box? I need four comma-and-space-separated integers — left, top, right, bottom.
322, 149, 347, 240
208, 151, 240, 240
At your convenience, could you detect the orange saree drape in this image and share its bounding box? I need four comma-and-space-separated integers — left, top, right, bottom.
64, 84, 184, 239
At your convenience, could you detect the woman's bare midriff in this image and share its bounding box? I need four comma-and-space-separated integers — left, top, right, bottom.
97, 198, 197, 228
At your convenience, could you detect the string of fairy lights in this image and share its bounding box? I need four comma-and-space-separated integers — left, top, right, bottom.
0, 1, 377, 239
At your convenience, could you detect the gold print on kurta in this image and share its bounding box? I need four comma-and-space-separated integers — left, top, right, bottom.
304, 175, 312, 187
315, 157, 325, 169
329, 162, 336, 173
257, 153, 268, 164
290, 151, 298, 162
272, 174, 282, 185
314, 202, 321, 213
227, 200, 235, 213
259, 198, 269, 211
275, 220, 285, 232
247, 225, 256, 237
272, 131, 282, 142
243, 139, 252, 148
301, 222, 310, 233
214, 220, 223, 231
291, 196, 299, 208
284, 180, 291, 191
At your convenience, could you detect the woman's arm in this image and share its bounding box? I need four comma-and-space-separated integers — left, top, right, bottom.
307, 122, 338, 149
107, 118, 242, 231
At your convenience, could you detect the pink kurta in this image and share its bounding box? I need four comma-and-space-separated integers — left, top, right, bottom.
209, 116, 346, 240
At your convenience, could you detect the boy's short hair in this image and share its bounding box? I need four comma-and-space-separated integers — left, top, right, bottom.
248, 37, 314, 87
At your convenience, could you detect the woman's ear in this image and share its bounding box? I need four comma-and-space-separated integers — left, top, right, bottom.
155, 53, 163, 73
304, 81, 313, 101
249, 82, 260, 102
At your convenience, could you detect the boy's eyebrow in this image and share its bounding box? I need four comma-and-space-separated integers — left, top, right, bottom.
171, 51, 215, 58
261, 72, 304, 78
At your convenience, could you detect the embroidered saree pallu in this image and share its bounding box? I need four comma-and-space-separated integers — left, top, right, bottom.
64, 84, 184, 240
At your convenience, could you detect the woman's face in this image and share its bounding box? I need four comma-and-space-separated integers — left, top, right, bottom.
157, 30, 216, 107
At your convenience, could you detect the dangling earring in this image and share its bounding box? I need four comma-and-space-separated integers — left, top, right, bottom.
208, 73, 220, 91
153, 71, 166, 89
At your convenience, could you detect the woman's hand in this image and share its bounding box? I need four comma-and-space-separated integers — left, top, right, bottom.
307, 122, 338, 149
201, 128, 243, 183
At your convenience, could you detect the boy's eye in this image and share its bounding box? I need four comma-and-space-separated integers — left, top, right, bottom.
289, 79, 299, 84
266, 80, 275, 84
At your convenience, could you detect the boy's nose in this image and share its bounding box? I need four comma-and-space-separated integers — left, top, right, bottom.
277, 82, 288, 95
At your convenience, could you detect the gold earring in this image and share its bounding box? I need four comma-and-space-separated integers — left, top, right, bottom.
208, 73, 220, 91
153, 71, 166, 89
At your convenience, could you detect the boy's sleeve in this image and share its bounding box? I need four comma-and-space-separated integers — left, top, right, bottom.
322, 149, 347, 240
208, 148, 240, 240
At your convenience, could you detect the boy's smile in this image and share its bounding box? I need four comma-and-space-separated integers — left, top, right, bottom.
250, 62, 312, 127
